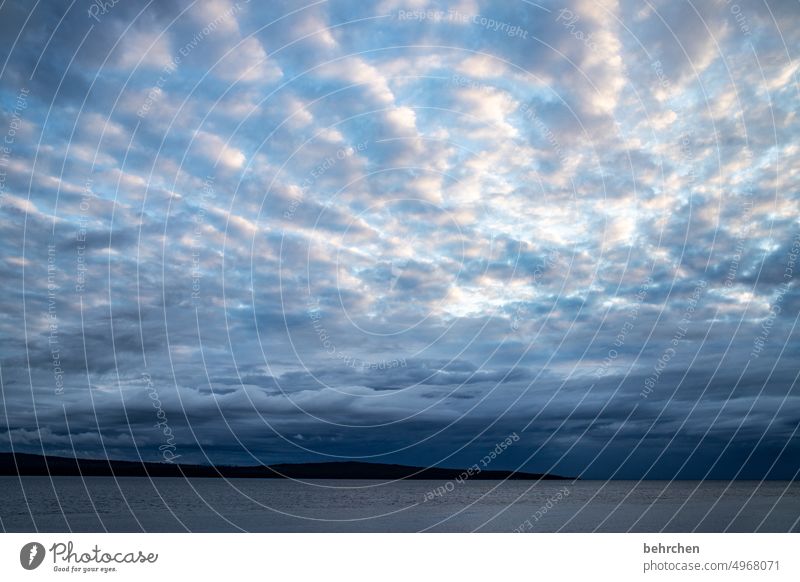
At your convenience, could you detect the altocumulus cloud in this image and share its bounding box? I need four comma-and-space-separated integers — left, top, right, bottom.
0, 0, 798, 479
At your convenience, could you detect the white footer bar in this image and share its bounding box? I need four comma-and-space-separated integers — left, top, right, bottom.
1, 533, 796, 581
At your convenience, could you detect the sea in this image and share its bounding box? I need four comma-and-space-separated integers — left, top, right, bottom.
0, 477, 797, 532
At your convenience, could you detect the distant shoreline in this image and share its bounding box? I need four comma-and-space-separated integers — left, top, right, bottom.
0, 452, 572, 480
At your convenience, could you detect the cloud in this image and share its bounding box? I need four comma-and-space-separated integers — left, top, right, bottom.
0, 0, 797, 481
191, 130, 246, 169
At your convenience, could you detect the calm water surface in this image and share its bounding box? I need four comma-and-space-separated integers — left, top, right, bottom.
1, 477, 797, 532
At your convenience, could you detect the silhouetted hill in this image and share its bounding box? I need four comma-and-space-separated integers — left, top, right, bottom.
0, 452, 571, 480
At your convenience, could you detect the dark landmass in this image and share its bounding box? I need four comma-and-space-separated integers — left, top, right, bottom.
0, 452, 571, 480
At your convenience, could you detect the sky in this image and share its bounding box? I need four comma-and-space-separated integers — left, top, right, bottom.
0, 0, 798, 479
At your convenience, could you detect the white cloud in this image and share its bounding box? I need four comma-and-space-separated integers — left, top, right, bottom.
192, 130, 246, 169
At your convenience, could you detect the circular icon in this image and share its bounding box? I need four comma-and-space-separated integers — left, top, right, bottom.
20, 542, 46, 570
